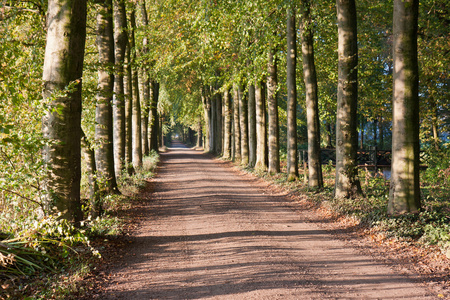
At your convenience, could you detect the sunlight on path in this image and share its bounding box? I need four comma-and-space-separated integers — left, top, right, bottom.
102, 144, 434, 299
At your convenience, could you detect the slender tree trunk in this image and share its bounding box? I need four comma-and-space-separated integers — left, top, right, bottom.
112, 0, 127, 178
286, 7, 298, 181
267, 48, 280, 174
129, 7, 142, 168
42, 0, 87, 224
239, 85, 249, 165
196, 118, 202, 148
388, 0, 421, 214
95, 0, 118, 194
81, 130, 100, 217
215, 91, 222, 154
248, 83, 257, 168
233, 86, 241, 161
124, 41, 134, 174
139, 2, 149, 157
300, 0, 323, 188
335, 0, 362, 199
202, 87, 211, 153
255, 80, 267, 171
149, 80, 159, 152
223, 89, 232, 159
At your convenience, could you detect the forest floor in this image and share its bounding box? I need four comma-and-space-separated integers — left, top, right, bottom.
80, 141, 448, 299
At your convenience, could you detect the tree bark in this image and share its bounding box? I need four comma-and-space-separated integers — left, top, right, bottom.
300, 0, 323, 188
267, 48, 280, 174
215, 91, 222, 154
335, 0, 362, 199
42, 0, 87, 224
112, 0, 127, 178
81, 130, 100, 217
223, 89, 232, 159
130, 7, 142, 168
388, 0, 421, 214
149, 80, 159, 152
239, 85, 249, 165
124, 38, 134, 174
248, 83, 257, 168
139, 1, 150, 157
233, 86, 241, 161
255, 80, 267, 171
286, 7, 298, 181
95, 0, 118, 194
202, 87, 211, 153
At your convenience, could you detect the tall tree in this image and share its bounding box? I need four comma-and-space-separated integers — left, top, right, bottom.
286, 7, 298, 181
233, 86, 241, 161
223, 88, 233, 159
388, 0, 421, 214
42, 0, 87, 223
267, 48, 280, 174
239, 85, 249, 165
255, 80, 267, 171
95, 0, 118, 194
112, 0, 127, 177
149, 80, 159, 152
300, 0, 323, 188
139, 1, 150, 156
248, 83, 257, 168
335, 0, 362, 198
130, 7, 142, 168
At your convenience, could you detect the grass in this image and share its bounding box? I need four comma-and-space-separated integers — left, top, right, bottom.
0, 151, 159, 299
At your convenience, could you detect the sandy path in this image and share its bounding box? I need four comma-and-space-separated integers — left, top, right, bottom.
101, 142, 435, 299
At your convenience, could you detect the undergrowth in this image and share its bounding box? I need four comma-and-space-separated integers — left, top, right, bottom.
246, 146, 450, 258
0, 151, 159, 299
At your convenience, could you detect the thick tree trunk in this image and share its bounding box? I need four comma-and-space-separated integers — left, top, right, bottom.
95, 0, 118, 194
335, 0, 362, 199
255, 80, 267, 171
388, 0, 421, 214
149, 80, 159, 152
239, 85, 249, 165
130, 8, 142, 168
223, 89, 232, 159
248, 83, 257, 168
267, 48, 280, 174
196, 118, 203, 148
42, 0, 87, 224
286, 8, 298, 181
300, 0, 323, 188
112, 0, 127, 178
215, 92, 222, 154
233, 86, 241, 161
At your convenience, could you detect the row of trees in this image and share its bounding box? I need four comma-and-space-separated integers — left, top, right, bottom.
0, 0, 448, 226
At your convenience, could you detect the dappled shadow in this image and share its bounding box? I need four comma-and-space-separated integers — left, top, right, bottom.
100, 144, 435, 299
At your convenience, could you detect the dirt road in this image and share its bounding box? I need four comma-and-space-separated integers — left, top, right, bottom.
100, 142, 436, 299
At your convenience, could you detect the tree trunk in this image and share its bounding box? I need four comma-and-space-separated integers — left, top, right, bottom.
149, 80, 159, 152
215, 91, 222, 154
223, 89, 232, 159
81, 130, 100, 217
267, 48, 280, 174
233, 86, 241, 161
248, 83, 257, 168
300, 0, 323, 188
388, 0, 421, 214
255, 80, 267, 171
239, 85, 249, 165
335, 0, 362, 199
139, 2, 149, 157
95, 0, 118, 194
130, 7, 142, 168
286, 7, 298, 181
202, 87, 211, 153
112, 0, 127, 178
196, 118, 203, 148
124, 39, 134, 174
42, 0, 87, 224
